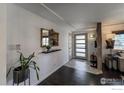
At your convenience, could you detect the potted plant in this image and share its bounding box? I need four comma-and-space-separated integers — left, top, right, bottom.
43, 45, 52, 51
7, 51, 40, 84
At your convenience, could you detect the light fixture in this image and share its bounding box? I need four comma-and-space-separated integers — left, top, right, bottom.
89, 34, 95, 38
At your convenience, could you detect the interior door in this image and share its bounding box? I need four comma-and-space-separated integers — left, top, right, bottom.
74, 34, 87, 59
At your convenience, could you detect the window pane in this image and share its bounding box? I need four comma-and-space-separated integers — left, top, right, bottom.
76, 49, 85, 52
46, 42, 48, 46
76, 35, 85, 39
76, 53, 85, 57
76, 40, 85, 43
42, 42, 46, 46
42, 38, 45, 42
114, 34, 124, 50
76, 44, 85, 48
42, 37, 49, 46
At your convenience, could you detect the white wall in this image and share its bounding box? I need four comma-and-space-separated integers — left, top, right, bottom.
0, 4, 7, 85
7, 4, 69, 85
87, 31, 96, 61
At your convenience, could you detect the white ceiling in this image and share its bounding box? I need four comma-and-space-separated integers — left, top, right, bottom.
16, 3, 124, 31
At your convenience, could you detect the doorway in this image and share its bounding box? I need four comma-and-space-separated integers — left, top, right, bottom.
74, 34, 87, 59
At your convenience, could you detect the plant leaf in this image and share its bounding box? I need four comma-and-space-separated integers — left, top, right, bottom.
35, 68, 39, 80
25, 52, 35, 66
36, 66, 40, 71
32, 61, 39, 80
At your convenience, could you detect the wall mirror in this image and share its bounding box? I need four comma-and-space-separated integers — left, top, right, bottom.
41, 28, 59, 47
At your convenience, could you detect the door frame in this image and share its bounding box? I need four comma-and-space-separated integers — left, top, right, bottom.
68, 32, 72, 61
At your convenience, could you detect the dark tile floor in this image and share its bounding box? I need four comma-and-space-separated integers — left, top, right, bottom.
38, 61, 124, 85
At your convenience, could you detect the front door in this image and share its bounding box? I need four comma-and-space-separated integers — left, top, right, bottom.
74, 34, 87, 59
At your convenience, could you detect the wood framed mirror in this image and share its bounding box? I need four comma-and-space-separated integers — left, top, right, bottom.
41, 28, 59, 47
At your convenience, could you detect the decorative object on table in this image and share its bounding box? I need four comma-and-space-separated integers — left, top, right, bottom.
43, 45, 52, 52
106, 39, 115, 55
7, 51, 40, 85
90, 52, 97, 68
106, 38, 115, 49
105, 33, 115, 55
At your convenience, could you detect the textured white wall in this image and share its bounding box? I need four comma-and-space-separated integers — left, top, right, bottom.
7, 4, 69, 85
0, 4, 7, 85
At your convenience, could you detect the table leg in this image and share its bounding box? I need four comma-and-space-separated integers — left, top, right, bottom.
29, 70, 30, 85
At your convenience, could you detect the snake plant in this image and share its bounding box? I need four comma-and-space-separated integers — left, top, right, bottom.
7, 51, 40, 80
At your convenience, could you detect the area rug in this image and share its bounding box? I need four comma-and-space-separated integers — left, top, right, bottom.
64, 59, 103, 75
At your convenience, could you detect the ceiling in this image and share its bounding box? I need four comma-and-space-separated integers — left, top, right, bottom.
17, 3, 124, 31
